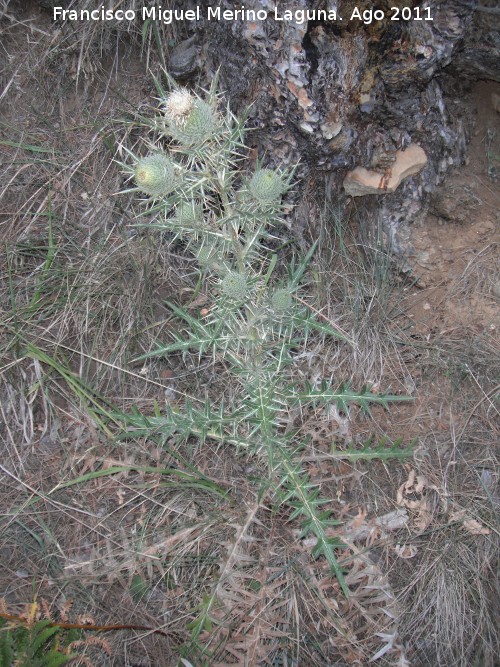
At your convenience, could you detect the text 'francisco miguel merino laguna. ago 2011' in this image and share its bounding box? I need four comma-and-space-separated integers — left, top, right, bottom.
52, 5, 434, 25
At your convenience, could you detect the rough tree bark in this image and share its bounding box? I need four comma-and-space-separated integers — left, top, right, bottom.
169, 0, 499, 266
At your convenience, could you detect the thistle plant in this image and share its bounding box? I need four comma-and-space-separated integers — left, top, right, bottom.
119, 75, 411, 596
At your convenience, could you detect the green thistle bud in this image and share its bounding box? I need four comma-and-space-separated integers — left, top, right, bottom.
249, 169, 287, 204
221, 272, 248, 302
134, 154, 177, 197
175, 201, 203, 225
271, 288, 294, 313
165, 91, 219, 146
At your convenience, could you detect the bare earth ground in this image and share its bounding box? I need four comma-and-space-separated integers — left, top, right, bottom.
0, 3, 498, 666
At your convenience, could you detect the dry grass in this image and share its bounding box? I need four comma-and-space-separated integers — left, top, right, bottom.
395, 425, 499, 666
0, 3, 499, 666
305, 203, 418, 444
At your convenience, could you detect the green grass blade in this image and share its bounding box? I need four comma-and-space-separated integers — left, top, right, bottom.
0, 139, 55, 154
49, 465, 228, 499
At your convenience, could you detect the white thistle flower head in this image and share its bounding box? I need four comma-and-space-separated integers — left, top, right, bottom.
164, 89, 194, 127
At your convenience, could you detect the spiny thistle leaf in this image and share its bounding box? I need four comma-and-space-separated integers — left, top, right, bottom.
175, 200, 203, 225
272, 447, 350, 596
328, 437, 414, 461
287, 380, 413, 411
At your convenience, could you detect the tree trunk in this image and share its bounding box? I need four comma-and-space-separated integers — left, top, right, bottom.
170, 0, 499, 266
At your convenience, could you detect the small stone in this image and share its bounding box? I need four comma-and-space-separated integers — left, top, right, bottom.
304, 110, 319, 122
321, 120, 342, 139
286, 80, 313, 108
170, 36, 199, 79
343, 144, 428, 197
359, 99, 376, 113
300, 122, 314, 134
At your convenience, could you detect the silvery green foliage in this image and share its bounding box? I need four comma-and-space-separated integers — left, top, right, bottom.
196, 245, 217, 267
121, 75, 411, 600
174, 200, 203, 226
